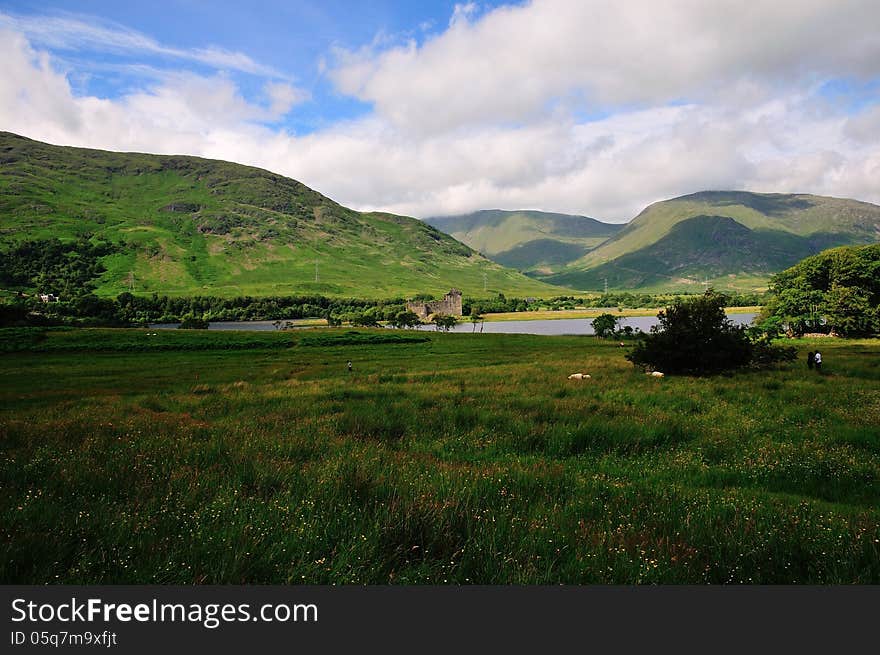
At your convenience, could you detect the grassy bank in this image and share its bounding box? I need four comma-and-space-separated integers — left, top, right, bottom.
1, 328, 879, 583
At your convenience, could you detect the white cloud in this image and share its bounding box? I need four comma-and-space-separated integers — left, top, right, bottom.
265, 82, 310, 118
1, 1, 880, 224
449, 3, 479, 28
0, 11, 286, 78
0, 30, 281, 151
329, 0, 880, 135
844, 104, 880, 143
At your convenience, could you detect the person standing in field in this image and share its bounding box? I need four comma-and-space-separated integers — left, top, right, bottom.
807, 351, 815, 370
813, 351, 822, 372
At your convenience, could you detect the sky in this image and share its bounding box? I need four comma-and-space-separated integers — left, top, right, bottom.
1, 0, 879, 222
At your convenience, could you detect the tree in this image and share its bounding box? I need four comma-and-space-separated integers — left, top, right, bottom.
591, 313, 620, 338
626, 290, 754, 375
762, 287, 824, 336
389, 310, 421, 329
179, 313, 209, 329
432, 314, 458, 332
469, 311, 484, 333
763, 245, 880, 337
822, 284, 877, 337
347, 309, 380, 327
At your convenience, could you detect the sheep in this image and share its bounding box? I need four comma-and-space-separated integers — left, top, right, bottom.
567, 373, 591, 380
648, 371, 665, 378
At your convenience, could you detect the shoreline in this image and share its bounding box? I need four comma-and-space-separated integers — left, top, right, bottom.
480, 306, 761, 322
146, 307, 762, 328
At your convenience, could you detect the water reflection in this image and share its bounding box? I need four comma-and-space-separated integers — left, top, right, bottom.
152, 313, 757, 336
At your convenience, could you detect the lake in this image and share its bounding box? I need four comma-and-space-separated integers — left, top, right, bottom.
152, 313, 757, 336
417, 313, 757, 335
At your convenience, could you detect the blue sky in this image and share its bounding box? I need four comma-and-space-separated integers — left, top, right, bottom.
1, 1, 511, 133
1, 1, 878, 220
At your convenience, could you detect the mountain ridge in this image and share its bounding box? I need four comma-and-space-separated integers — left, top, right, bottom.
539, 190, 880, 292
0, 132, 563, 299
424, 209, 622, 275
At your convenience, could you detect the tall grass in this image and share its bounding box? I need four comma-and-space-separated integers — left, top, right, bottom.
1, 330, 879, 583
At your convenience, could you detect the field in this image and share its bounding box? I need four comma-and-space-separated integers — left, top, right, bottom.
1, 328, 879, 583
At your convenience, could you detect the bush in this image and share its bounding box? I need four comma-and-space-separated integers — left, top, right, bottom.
749, 339, 797, 368
626, 290, 775, 375
179, 315, 209, 329
0, 302, 31, 327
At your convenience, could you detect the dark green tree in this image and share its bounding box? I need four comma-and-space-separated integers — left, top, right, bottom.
822, 284, 877, 337
591, 313, 620, 338
432, 314, 458, 332
349, 311, 380, 327
626, 290, 754, 375
763, 244, 880, 337
762, 287, 824, 336
389, 310, 421, 329
178, 314, 209, 329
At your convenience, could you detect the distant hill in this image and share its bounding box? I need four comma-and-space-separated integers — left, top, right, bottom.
541, 191, 880, 292
424, 209, 622, 274
0, 132, 564, 298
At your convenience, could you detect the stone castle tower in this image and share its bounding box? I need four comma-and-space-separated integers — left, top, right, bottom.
406, 289, 463, 319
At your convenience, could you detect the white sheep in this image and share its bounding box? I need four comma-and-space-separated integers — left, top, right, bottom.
567, 373, 591, 380
648, 371, 665, 378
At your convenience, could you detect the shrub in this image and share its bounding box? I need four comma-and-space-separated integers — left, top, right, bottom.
179, 314, 209, 329
749, 339, 797, 368
626, 290, 783, 375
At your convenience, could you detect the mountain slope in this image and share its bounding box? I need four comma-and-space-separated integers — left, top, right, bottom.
0, 132, 564, 298
542, 191, 880, 292
424, 209, 622, 274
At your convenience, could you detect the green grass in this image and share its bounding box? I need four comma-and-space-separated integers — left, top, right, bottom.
1, 329, 879, 583
0, 132, 561, 298
0, 327, 300, 352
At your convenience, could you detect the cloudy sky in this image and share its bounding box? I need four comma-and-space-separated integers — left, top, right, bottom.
1, 0, 879, 221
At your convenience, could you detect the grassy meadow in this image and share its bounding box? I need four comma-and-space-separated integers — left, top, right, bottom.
1, 327, 879, 583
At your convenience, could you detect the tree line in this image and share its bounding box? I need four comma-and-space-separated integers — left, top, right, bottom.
0, 237, 766, 327
759, 244, 879, 337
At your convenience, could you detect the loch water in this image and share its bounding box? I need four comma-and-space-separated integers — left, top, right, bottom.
152, 313, 757, 335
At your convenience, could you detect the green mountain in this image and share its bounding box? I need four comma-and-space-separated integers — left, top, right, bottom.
424, 209, 622, 274
542, 191, 880, 292
0, 132, 564, 299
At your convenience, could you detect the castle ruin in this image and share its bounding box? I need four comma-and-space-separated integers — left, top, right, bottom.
406, 289, 463, 319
